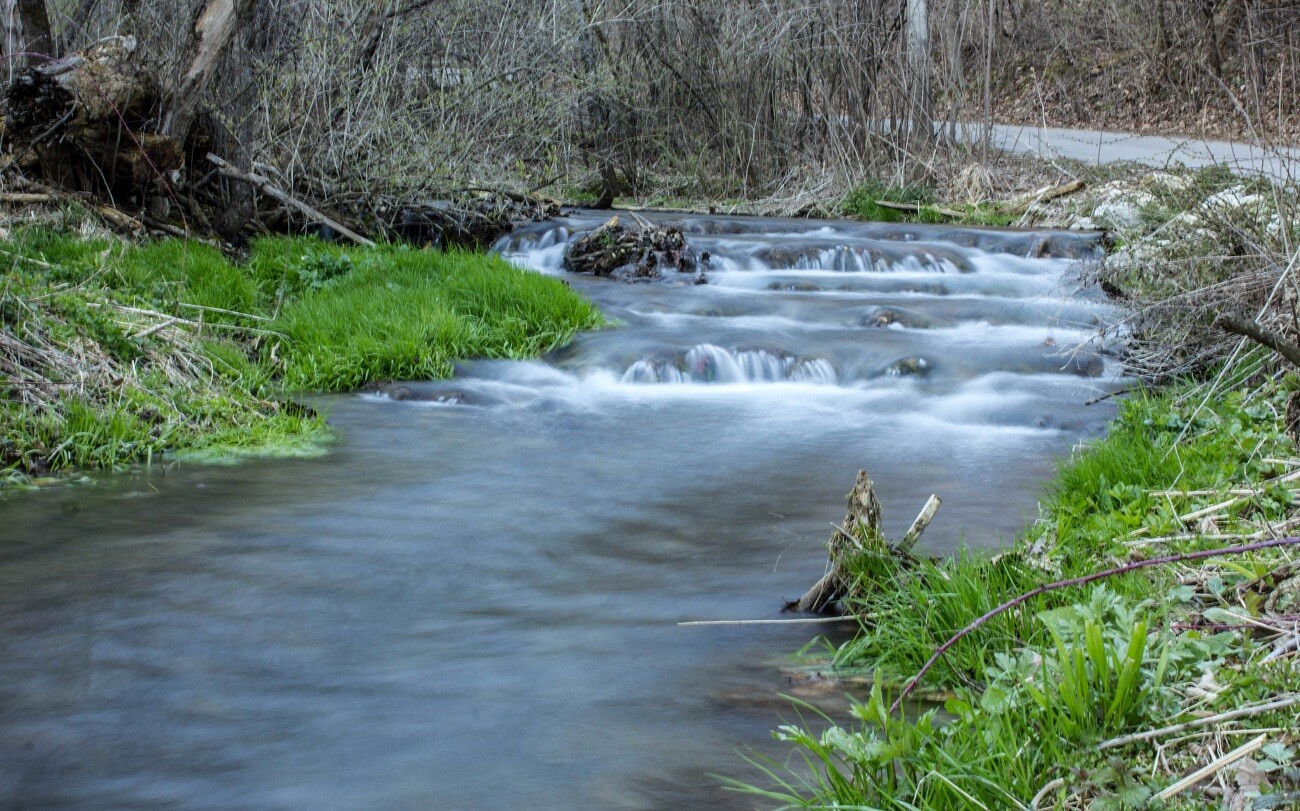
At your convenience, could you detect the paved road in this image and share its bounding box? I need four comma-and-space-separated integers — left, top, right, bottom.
977, 123, 1300, 178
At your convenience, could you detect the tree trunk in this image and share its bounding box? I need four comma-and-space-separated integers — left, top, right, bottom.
1, 0, 53, 79
905, 0, 933, 138
161, 0, 256, 141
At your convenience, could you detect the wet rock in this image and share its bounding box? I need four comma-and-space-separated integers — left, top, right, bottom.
388, 386, 414, 401
766, 281, 823, 292
1029, 233, 1105, 260
859, 307, 927, 329
885, 357, 930, 377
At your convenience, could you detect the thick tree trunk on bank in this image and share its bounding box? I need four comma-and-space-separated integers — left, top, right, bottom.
162, 0, 256, 142
1, 0, 54, 77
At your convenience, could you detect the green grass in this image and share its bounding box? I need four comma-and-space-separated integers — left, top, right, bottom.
1, 221, 604, 480
840, 180, 1022, 227
841, 180, 938, 223
273, 246, 604, 391
738, 383, 1300, 809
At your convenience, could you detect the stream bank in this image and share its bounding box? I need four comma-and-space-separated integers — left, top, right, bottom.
755, 163, 1300, 808
0, 212, 601, 484
1, 208, 1115, 808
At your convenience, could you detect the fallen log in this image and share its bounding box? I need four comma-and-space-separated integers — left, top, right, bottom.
874, 200, 966, 219
206, 153, 375, 247
1001, 179, 1086, 216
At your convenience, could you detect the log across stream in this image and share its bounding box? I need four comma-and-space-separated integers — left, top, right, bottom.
0, 213, 1122, 808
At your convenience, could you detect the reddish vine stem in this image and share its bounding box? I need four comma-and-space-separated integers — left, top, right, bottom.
889, 536, 1300, 714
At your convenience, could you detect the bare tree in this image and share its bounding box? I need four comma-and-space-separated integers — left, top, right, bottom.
2, 0, 54, 78
906, 0, 933, 137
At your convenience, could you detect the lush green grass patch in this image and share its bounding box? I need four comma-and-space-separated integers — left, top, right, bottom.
272, 245, 604, 391
1, 220, 603, 480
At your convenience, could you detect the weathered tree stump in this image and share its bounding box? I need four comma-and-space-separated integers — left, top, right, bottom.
787, 470, 941, 614
5, 36, 182, 196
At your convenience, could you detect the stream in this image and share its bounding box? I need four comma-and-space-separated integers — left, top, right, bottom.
0, 212, 1120, 809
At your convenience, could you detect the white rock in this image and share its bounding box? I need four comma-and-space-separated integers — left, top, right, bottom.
1093, 190, 1156, 231
1139, 172, 1194, 194
1202, 186, 1265, 212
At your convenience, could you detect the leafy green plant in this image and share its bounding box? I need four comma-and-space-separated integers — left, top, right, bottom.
294, 250, 354, 292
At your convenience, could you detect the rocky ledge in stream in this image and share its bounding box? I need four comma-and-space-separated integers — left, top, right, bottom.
562, 214, 709, 284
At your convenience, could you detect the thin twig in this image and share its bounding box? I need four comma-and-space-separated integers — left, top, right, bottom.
178, 302, 274, 322
1153, 734, 1268, 801
1098, 694, 1300, 750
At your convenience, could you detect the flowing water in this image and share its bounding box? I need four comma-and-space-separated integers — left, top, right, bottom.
0, 212, 1120, 809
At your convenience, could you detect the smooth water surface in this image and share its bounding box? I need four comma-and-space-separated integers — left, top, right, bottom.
0, 213, 1120, 809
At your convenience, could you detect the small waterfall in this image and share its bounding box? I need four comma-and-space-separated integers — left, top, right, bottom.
622, 344, 838, 384
787, 247, 963, 274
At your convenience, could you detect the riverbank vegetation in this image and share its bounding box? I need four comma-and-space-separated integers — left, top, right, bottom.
742, 163, 1300, 807
0, 0, 1291, 237
0, 209, 602, 483
743, 384, 1300, 808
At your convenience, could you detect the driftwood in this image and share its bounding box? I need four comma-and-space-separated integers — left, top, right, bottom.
563, 214, 704, 282
206, 153, 375, 247
787, 470, 941, 614
874, 200, 966, 219
1001, 179, 1087, 216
